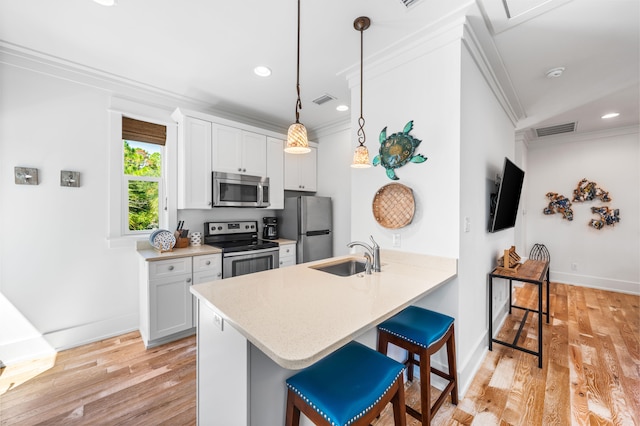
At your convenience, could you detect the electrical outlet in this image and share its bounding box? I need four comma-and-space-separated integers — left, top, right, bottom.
213, 313, 223, 331
571, 263, 578, 271
464, 217, 471, 233
392, 234, 401, 248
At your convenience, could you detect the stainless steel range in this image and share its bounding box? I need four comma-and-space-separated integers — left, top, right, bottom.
204, 221, 279, 279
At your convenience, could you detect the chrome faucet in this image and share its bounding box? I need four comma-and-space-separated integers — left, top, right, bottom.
347, 235, 381, 273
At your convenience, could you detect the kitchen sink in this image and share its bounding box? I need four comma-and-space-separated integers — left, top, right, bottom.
310, 259, 367, 277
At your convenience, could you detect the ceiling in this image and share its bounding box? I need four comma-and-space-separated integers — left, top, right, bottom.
1, 0, 638, 140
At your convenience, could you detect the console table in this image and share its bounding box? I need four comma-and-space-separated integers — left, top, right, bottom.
488, 259, 550, 368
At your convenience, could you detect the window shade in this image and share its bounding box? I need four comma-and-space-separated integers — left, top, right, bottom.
122, 117, 166, 146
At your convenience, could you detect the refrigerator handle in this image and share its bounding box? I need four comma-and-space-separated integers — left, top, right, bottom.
305, 230, 331, 236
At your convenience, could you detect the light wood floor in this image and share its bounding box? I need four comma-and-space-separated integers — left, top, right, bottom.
1, 283, 638, 425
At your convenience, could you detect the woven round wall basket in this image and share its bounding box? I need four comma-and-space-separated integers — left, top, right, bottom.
372, 183, 415, 229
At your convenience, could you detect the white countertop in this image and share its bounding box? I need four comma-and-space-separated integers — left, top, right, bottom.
190, 249, 457, 370
137, 244, 222, 261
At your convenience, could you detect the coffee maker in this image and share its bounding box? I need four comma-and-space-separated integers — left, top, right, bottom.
262, 217, 278, 240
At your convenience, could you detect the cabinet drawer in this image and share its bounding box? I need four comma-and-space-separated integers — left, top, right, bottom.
279, 245, 295, 257
193, 254, 222, 273
149, 257, 192, 280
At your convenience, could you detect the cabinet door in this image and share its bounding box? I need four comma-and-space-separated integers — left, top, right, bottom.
283, 150, 300, 191
284, 146, 317, 191
212, 124, 243, 174
298, 147, 317, 192
266, 137, 284, 209
242, 131, 267, 176
178, 117, 212, 209
149, 274, 193, 340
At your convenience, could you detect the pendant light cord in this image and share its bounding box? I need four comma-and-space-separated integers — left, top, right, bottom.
295, 0, 302, 124
357, 23, 365, 146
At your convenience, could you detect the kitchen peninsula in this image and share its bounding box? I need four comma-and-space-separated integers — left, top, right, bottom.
190, 249, 457, 425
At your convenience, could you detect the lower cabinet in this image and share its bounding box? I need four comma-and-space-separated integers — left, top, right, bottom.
140, 253, 222, 348
279, 243, 296, 267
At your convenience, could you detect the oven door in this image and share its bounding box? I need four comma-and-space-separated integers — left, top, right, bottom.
223, 247, 279, 278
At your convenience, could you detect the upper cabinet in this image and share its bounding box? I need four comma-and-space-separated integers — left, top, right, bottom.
284, 145, 317, 192
174, 114, 212, 209
172, 108, 316, 209
212, 124, 267, 177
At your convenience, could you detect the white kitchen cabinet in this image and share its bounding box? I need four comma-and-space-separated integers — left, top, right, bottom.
174, 114, 212, 209
140, 253, 222, 348
141, 257, 193, 346
266, 137, 284, 209
279, 242, 296, 268
284, 145, 317, 192
212, 124, 267, 177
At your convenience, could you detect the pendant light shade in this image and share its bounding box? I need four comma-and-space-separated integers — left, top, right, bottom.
285, 0, 311, 154
351, 16, 371, 168
352, 145, 370, 168
286, 122, 310, 154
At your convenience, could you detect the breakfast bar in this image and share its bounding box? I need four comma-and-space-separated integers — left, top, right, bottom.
190, 249, 457, 425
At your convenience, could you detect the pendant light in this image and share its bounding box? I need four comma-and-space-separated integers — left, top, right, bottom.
285, 0, 311, 154
351, 16, 371, 168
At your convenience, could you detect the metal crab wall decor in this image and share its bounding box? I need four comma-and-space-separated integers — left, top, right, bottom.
573, 178, 611, 202
589, 206, 620, 229
543, 178, 621, 230
543, 192, 574, 221
372, 120, 427, 180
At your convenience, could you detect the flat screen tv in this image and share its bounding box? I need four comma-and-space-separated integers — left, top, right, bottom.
489, 157, 525, 233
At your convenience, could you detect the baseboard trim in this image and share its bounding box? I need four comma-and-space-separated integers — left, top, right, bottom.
0, 313, 138, 365
551, 272, 639, 295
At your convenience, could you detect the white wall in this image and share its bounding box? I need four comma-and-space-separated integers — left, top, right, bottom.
315, 124, 352, 257
524, 128, 640, 294
0, 64, 141, 362
347, 28, 466, 385
458, 45, 518, 380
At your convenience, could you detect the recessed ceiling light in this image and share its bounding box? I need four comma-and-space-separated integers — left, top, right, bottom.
336, 105, 349, 112
93, 0, 117, 6
253, 66, 271, 77
545, 67, 565, 79
601, 112, 620, 119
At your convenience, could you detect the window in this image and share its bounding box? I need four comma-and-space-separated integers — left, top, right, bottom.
122, 117, 167, 235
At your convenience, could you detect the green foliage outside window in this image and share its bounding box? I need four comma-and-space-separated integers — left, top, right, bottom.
124, 140, 162, 231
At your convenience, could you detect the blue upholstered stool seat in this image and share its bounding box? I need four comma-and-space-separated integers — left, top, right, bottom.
378, 306, 454, 348
377, 306, 458, 426
286, 341, 405, 426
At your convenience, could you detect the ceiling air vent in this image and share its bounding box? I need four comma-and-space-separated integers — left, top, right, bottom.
400, 0, 422, 7
312, 94, 336, 106
535, 122, 577, 137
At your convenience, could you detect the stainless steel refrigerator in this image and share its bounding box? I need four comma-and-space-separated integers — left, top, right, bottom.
278, 196, 332, 264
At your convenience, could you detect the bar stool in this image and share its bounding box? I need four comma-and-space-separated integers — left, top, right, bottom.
377, 306, 458, 425
285, 341, 407, 426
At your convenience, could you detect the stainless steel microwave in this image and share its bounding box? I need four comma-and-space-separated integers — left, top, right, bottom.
212, 172, 270, 208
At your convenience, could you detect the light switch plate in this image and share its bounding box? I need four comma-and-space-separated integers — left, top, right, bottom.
14, 167, 39, 185
60, 170, 80, 187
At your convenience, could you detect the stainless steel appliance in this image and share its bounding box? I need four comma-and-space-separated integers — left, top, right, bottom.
212, 172, 270, 208
204, 220, 279, 278
278, 196, 332, 264
262, 217, 278, 240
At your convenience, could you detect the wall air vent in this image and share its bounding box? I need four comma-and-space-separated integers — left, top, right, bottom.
312, 94, 336, 105
400, 0, 422, 7
535, 122, 577, 137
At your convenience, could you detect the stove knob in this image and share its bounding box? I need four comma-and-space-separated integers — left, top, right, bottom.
217, 226, 223, 230
245, 225, 250, 229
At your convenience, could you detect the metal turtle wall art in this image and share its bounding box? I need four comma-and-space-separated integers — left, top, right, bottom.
373, 120, 427, 180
